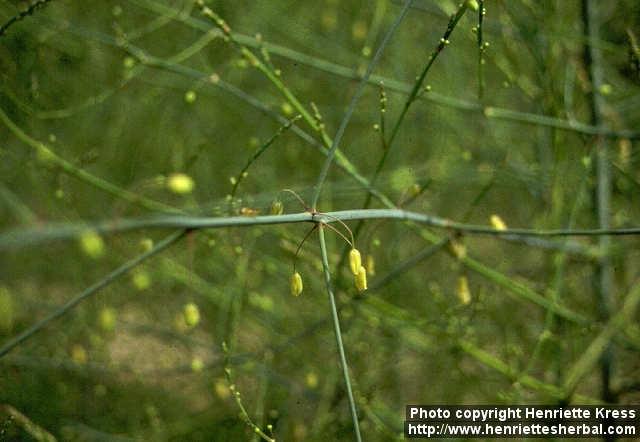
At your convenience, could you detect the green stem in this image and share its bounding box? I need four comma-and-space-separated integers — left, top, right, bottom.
0, 405, 57, 442
3, 208, 640, 250
385, 3, 468, 153
0, 0, 54, 37
230, 115, 301, 201
318, 227, 362, 442
582, 0, 614, 403
222, 343, 275, 442
477, 0, 485, 100
458, 340, 599, 404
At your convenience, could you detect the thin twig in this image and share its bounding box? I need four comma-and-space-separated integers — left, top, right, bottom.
230, 115, 301, 201
0, 0, 54, 37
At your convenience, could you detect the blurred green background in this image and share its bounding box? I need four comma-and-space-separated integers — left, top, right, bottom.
1, 0, 640, 440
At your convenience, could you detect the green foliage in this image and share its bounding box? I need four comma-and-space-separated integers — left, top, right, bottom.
1, 0, 640, 440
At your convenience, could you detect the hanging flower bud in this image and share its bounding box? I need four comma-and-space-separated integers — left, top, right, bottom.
355, 266, 367, 292
290, 272, 303, 296
349, 248, 362, 276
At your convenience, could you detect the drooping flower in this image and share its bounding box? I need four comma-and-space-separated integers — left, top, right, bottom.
349, 248, 362, 276
355, 266, 367, 292
290, 272, 303, 297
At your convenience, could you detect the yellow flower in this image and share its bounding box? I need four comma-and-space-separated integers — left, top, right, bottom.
456, 275, 471, 305
79, 230, 105, 259
490, 214, 507, 231
349, 248, 362, 276
290, 272, 303, 296
167, 173, 195, 195
355, 266, 367, 292
183, 303, 201, 328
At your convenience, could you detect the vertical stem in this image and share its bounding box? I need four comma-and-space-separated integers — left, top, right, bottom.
582, 0, 614, 404
477, 0, 485, 100
318, 226, 362, 442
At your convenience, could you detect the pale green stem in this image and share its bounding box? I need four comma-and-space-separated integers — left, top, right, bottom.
318, 227, 362, 442
2, 209, 638, 250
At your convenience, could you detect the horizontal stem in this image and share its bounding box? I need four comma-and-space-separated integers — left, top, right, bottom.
3, 209, 640, 250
